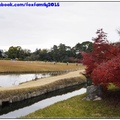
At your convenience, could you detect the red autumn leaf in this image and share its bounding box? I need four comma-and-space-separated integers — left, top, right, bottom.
82, 29, 120, 89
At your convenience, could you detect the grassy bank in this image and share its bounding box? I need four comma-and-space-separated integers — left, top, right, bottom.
0, 60, 84, 73
22, 87, 120, 118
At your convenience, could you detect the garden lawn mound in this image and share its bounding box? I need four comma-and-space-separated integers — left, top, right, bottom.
0, 69, 85, 91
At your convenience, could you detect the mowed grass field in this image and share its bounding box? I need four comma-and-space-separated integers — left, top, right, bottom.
0, 60, 85, 73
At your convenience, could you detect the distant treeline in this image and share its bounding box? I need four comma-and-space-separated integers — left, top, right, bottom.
0, 41, 93, 63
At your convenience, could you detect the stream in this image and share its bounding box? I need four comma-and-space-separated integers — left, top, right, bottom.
0, 73, 51, 87
0, 71, 67, 87
0, 85, 86, 118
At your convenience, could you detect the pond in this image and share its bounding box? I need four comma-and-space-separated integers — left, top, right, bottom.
0, 73, 51, 87
0, 85, 86, 118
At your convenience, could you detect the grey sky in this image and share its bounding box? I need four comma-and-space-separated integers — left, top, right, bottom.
0, 2, 120, 51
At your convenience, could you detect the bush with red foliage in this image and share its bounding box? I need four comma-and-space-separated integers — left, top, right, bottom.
82, 29, 120, 89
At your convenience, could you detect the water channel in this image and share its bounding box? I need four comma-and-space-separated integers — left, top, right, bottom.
0, 73, 51, 87
0, 85, 86, 118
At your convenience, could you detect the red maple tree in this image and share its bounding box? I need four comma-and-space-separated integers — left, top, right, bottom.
82, 29, 120, 89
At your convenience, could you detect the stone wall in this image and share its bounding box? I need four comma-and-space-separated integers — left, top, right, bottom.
0, 77, 86, 106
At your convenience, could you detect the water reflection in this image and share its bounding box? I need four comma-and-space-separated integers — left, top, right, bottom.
0, 84, 86, 118
0, 73, 51, 87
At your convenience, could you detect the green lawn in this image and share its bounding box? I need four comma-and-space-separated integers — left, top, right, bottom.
22, 87, 120, 118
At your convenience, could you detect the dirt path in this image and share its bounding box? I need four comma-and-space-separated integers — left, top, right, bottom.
0, 69, 85, 91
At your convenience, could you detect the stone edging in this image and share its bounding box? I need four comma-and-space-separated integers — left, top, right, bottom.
0, 77, 86, 106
